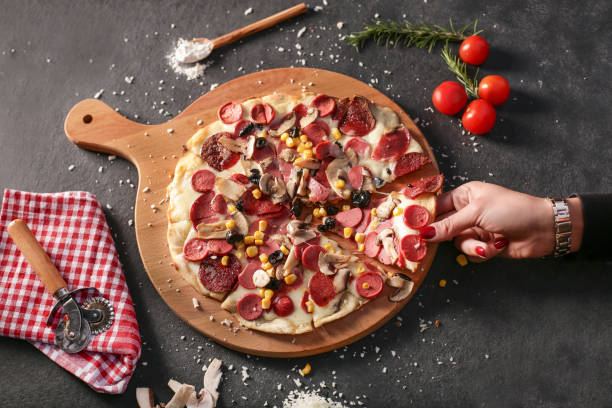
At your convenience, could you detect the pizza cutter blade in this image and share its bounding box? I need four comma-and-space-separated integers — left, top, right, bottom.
81, 296, 115, 335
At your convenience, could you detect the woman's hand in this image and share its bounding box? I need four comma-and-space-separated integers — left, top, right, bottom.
420, 181, 583, 262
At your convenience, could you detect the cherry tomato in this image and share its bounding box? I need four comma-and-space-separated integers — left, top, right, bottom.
478, 75, 510, 106
432, 81, 468, 115
459, 35, 490, 66
462, 99, 496, 134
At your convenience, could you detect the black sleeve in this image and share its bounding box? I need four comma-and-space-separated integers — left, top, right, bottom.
574, 193, 612, 258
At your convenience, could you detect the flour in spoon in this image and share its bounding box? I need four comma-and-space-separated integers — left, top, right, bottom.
167, 38, 212, 80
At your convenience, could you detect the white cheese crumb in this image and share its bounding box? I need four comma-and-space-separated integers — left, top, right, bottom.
124, 76, 134, 84
108, 155, 117, 161
210, 83, 219, 90
93, 89, 104, 99
293, 378, 302, 387
197, 119, 203, 126
382, 367, 387, 373
241, 366, 250, 382
128, 219, 133, 226
68, 164, 76, 171
167, 128, 174, 134
336, 22, 344, 29
192, 297, 200, 309
297, 27, 307, 38
244, 7, 253, 15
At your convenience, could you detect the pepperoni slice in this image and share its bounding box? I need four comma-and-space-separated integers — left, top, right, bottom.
293, 103, 309, 124
199, 254, 241, 292
251, 140, 276, 162
347, 166, 365, 190
377, 246, 393, 265
207, 239, 233, 255
251, 103, 275, 125
218, 101, 243, 124
356, 210, 371, 234
314, 160, 330, 187
374, 219, 393, 233
310, 94, 336, 117
355, 272, 383, 299
394, 152, 431, 178
190, 191, 218, 227
191, 169, 216, 192
237, 293, 263, 321
302, 123, 328, 145
238, 261, 260, 290
339, 96, 376, 137
308, 176, 331, 202
302, 245, 325, 272
200, 132, 240, 171
272, 296, 294, 317
364, 231, 381, 258
400, 235, 427, 262
403, 175, 444, 199
314, 140, 341, 161
234, 120, 257, 139
372, 128, 410, 161
241, 187, 284, 216
315, 120, 330, 136
308, 272, 336, 306
403, 205, 430, 229
301, 291, 311, 312
332, 97, 350, 122
230, 173, 250, 185
336, 208, 363, 228
183, 238, 209, 262
344, 138, 371, 157
295, 237, 321, 259
211, 194, 227, 215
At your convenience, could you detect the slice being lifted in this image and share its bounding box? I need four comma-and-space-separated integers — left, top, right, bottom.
167, 92, 441, 334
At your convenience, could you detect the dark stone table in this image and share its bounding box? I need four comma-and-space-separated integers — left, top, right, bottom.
1, 1, 610, 406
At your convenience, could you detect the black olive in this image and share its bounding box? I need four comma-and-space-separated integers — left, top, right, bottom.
373, 177, 385, 188
250, 168, 261, 175
255, 137, 267, 149
225, 230, 243, 245
324, 217, 336, 228
235, 200, 244, 212
255, 123, 265, 130
248, 173, 261, 185
386, 168, 392, 175
289, 200, 303, 217
334, 141, 342, 149
268, 250, 285, 266
317, 224, 329, 232
325, 205, 339, 216
238, 122, 255, 138
265, 278, 281, 290
289, 127, 300, 139
350, 190, 371, 208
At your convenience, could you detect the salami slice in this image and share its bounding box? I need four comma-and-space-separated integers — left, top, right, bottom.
313, 160, 331, 187
293, 103, 309, 124
301, 245, 325, 272
364, 231, 381, 258
211, 194, 227, 215
199, 254, 241, 292
251, 103, 275, 125
207, 239, 233, 255
295, 237, 321, 259
377, 245, 393, 265
237, 293, 263, 321
356, 210, 371, 234
372, 128, 410, 161
218, 101, 243, 124
230, 173, 250, 185
314, 140, 341, 161
402, 175, 444, 199
308, 176, 331, 202
275, 268, 304, 297
301, 291, 310, 312
400, 234, 427, 262
241, 187, 285, 216
355, 272, 383, 299
310, 94, 336, 117
272, 296, 294, 317
234, 120, 257, 138
302, 122, 328, 145
200, 132, 240, 171
191, 169, 216, 192
315, 119, 330, 136
347, 166, 365, 190
336, 208, 363, 228
403, 205, 430, 229
251, 140, 276, 162
394, 152, 431, 178
339, 96, 376, 137
332, 97, 350, 122
238, 261, 260, 290
344, 138, 371, 158
308, 272, 337, 307
190, 191, 218, 227
183, 238, 209, 262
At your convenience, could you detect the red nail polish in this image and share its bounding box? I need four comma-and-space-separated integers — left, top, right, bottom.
475, 246, 486, 257
419, 226, 436, 239
494, 238, 508, 249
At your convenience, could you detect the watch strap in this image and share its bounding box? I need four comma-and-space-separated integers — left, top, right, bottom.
548, 197, 572, 257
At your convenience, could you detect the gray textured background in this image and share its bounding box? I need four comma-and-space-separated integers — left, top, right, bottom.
1, 0, 611, 407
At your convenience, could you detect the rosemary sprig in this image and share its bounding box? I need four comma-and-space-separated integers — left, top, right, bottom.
346, 19, 482, 52
441, 44, 479, 98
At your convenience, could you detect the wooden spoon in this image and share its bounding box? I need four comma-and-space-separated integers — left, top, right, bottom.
176, 3, 307, 64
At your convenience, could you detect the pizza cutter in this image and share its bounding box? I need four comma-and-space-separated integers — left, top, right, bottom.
7, 219, 115, 353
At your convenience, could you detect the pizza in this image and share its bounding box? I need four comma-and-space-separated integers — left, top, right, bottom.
167, 92, 442, 334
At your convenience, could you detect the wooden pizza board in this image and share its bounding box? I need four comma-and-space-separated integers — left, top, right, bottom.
64, 68, 439, 357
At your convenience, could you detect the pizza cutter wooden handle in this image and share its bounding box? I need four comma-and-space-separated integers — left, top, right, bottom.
7, 219, 68, 296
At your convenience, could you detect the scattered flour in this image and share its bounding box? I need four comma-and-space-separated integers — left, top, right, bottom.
283, 390, 346, 408
167, 38, 212, 80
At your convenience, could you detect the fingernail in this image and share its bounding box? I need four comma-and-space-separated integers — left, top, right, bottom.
494, 238, 508, 249
419, 226, 436, 239
475, 246, 486, 257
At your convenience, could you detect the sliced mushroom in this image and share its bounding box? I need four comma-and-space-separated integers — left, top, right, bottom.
260, 156, 275, 170
218, 135, 246, 154
269, 113, 296, 137
299, 107, 318, 128
259, 174, 288, 204
282, 245, 300, 276
375, 195, 399, 219
215, 178, 246, 202
287, 220, 317, 244
286, 167, 301, 198
275, 265, 285, 280
318, 253, 336, 276
362, 168, 375, 192
326, 152, 357, 197
376, 228, 399, 264
279, 148, 298, 162
230, 211, 249, 236
197, 220, 228, 239
244, 135, 256, 160
203, 358, 222, 404
239, 157, 261, 176
136, 388, 154, 408
389, 279, 414, 302
296, 168, 310, 197
294, 157, 321, 170
166, 383, 196, 408
333, 268, 351, 293
318, 252, 359, 276
270, 233, 292, 249
387, 274, 406, 288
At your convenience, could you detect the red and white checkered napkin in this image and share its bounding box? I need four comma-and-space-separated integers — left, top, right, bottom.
0, 189, 141, 394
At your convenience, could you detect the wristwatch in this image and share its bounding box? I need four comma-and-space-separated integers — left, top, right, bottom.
548, 197, 572, 257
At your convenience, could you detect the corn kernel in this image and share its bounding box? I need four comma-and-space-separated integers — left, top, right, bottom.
258, 131, 267, 138
356, 264, 365, 274
280, 132, 289, 141
264, 289, 274, 299
259, 288, 266, 298
438, 279, 447, 288
259, 253, 269, 263
358, 243, 365, 252
280, 245, 289, 255
305, 300, 314, 313
456, 254, 468, 266
244, 235, 254, 245
334, 179, 346, 189
342, 204, 351, 211
302, 149, 314, 159
246, 245, 258, 258
392, 206, 403, 216
255, 239, 264, 246
343, 227, 353, 238
319, 208, 327, 217
355, 232, 366, 243
258, 220, 268, 232
225, 219, 235, 230
235, 251, 244, 259
221, 255, 229, 266
266, 268, 275, 278
331, 128, 342, 140
371, 208, 377, 217
262, 262, 272, 270
362, 282, 370, 289
313, 208, 320, 218
228, 203, 237, 213
253, 230, 264, 240
285, 137, 296, 147
370, 220, 379, 229
324, 243, 334, 252
299, 134, 308, 142
236, 242, 246, 250
252, 189, 262, 199
297, 143, 306, 153
300, 363, 312, 376
261, 298, 271, 309
284, 273, 297, 285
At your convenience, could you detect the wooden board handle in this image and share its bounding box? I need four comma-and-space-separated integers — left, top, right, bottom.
64, 98, 148, 160
7, 219, 67, 296
211, 3, 307, 49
